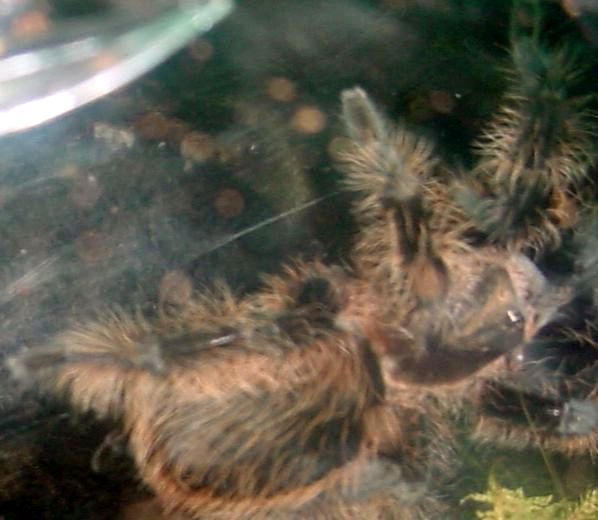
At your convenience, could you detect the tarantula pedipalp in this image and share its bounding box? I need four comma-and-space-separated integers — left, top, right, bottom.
6, 33, 598, 519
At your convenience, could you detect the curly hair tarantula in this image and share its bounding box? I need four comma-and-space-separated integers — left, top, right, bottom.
5, 15, 598, 520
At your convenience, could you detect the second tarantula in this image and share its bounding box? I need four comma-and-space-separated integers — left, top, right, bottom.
7, 22, 598, 520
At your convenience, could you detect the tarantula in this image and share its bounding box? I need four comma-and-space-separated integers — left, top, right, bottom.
5, 16, 598, 520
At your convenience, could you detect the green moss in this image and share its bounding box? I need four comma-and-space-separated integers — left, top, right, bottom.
464, 476, 598, 520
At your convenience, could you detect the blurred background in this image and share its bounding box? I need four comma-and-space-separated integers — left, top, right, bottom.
0, 1, 595, 518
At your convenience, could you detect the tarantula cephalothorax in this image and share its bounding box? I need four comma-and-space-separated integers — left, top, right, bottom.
6, 23, 598, 520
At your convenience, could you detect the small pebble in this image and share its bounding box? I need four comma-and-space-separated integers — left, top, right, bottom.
180, 131, 216, 164
266, 77, 297, 103
291, 105, 327, 135
134, 112, 190, 144
213, 188, 245, 219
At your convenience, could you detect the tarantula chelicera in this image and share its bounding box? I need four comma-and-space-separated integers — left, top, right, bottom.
5, 19, 598, 520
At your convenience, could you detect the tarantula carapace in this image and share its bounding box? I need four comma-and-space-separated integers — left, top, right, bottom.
6, 21, 598, 520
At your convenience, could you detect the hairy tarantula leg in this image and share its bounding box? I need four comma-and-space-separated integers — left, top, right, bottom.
5, 314, 163, 418
340, 87, 447, 301
456, 8, 595, 253
559, 399, 598, 436
478, 382, 598, 441
8, 287, 334, 374
4, 276, 349, 423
